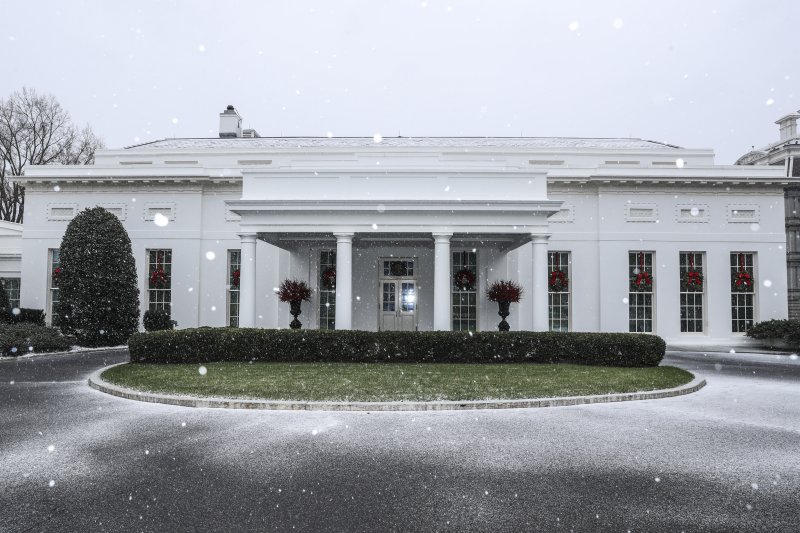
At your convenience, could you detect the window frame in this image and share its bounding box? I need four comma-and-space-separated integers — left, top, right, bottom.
146, 249, 172, 312
548, 251, 571, 332
628, 251, 655, 333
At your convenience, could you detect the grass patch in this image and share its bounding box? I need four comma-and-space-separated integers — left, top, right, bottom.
102, 363, 693, 402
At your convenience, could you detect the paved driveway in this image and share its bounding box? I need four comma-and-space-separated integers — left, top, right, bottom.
0, 349, 798, 532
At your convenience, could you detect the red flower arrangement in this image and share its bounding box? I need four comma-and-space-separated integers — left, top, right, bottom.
321, 268, 336, 289
486, 280, 524, 303
630, 252, 654, 292
231, 269, 240, 288
454, 269, 476, 291
150, 268, 169, 287
277, 279, 312, 302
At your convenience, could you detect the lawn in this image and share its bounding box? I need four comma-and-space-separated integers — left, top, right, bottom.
102, 362, 693, 402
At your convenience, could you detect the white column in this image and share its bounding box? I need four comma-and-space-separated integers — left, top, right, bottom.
239, 233, 258, 328
531, 234, 550, 331
334, 233, 353, 330
433, 232, 452, 331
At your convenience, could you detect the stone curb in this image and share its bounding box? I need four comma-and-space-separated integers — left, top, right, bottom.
88, 363, 707, 411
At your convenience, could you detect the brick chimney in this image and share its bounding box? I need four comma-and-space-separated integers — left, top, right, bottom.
219, 105, 242, 138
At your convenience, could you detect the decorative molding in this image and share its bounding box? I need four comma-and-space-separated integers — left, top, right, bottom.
676, 204, 709, 223
726, 205, 760, 223
97, 203, 127, 221
625, 203, 658, 222
144, 202, 176, 222
47, 203, 78, 221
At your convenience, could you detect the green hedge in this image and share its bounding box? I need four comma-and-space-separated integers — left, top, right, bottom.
128, 329, 665, 367
0, 308, 47, 326
0, 324, 75, 356
746, 319, 800, 347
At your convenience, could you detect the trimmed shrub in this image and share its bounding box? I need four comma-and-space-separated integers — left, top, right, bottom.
747, 319, 800, 347
8, 308, 46, 326
143, 309, 177, 332
128, 329, 666, 367
0, 323, 75, 356
58, 207, 140, 346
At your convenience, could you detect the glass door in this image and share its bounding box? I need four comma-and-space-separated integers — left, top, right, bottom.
379, 280, 417, 331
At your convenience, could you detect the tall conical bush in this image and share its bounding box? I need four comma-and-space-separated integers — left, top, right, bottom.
58, 207, 139, 346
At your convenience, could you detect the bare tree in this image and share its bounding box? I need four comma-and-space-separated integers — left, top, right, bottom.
0, 88, 104, 223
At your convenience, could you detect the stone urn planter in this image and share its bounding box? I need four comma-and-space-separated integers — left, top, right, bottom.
496, 300, 511, 332
277, 279, 312, 330
486, 280, 523, 332
289, 300, 303, 329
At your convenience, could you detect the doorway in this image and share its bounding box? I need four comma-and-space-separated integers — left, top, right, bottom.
378, 258, 417, 331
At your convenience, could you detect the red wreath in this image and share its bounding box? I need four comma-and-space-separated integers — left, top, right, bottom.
454, 269, 476, 290
321, 268, 336, 289
231, 269, 240, 288
681, 255, 704, 291
549, 270, 568, 292
150, 268, 169, 287
630, 252, 654, 292
52, 266, 62, 281
732, 254, 753, 292
548, 254, 568, 292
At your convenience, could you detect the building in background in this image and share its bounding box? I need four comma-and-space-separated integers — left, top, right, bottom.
737, 111, 800, 318
12, 106, 796, 345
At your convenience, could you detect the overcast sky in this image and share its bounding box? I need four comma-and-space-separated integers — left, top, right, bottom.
1, 1, 797, 163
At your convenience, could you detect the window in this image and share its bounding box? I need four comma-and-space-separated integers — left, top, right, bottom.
1, 278, 20, 309
452, 251, 477, 331
147, 249, 172, 312
679, 252, 705, 333
48, 249, 61, 326
731, 252, 756, 332
629, 251, 654, 333
383, 259, 414, 277
227, 250, 241, 327
319, 250, 336, 330
548, 251, 570, 332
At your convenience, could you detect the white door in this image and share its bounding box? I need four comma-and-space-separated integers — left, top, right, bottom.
379, 280, 417, 331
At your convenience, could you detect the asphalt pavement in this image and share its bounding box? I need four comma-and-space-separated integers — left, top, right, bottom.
0, 348, 798, 532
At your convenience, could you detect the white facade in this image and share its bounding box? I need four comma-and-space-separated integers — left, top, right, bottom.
15, 113, 797, 346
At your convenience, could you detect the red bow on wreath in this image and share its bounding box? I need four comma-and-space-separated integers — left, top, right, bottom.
454, 269, 476, 290
150, 268, 168, 287
630, 252, 653, 291
548, 254, 568, 291
52, 266, 62, 280
633, 271, 653, 287
734, 271, 752, 288
685, 270, 703, 286
733, 254, 753, 291
321, 268, 336, 289
232, 269, 240, 287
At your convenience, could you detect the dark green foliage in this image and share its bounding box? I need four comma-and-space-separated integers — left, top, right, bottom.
0, 323, 75, 356
129, 329, 666, 367
746, 319, 800, 347
58, 207, 139, 346
143, 309, 177, 332
6, 308, 46, 326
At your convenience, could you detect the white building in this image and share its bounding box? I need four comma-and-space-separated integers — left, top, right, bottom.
11, 106, 797, 345
736, 111, 800, 318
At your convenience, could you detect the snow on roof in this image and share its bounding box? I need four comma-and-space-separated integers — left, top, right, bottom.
124, 136, 682, 151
